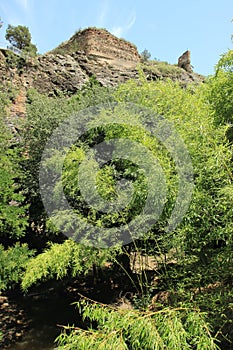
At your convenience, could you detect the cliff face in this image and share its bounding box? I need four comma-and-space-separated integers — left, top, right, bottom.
0, 28, 204, 100
24, 50, 139, 94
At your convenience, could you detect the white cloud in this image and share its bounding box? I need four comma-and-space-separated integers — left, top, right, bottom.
111, 11, 136, 37
126, 13, 137, 31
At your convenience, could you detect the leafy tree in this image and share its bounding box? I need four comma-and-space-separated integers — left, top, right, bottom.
19, 83, 114, 228
0, 93, 28, 239
115, 78, 232, 263
0, 244, 33, 290
19, 76, 233, 285
114, 77, 233, 346
0, 92, 32, 291
17, 84, 120, 290
5, 24, 37, 56
207, 49, 233, 125
141, 49, 151, 62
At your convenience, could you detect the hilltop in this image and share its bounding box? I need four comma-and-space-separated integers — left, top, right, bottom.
0, 27, 204, 100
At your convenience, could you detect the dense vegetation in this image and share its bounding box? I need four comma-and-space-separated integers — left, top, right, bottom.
0, 42, 232, 348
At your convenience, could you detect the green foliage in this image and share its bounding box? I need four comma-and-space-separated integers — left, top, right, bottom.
141, 49, 151, 62
51, 40, 80, 56
0, 142, 28, 239
115, 78, 232, 261
0, 243, 33, 290
190, 285, 233, 344
21, 239, 116, 291
0, 160, 28, 238
0, 94, 28, 239
0, 80, 18, 101
6, 24, 29, 49
19, 83, 114, 225
18, 76, 232, 347
0, 92, 32, 292
0, 53, 230, 347
56, 300, 219, 349
207, 49, 233, 124
5, 24, 37, 56
4, 49, 25, 70
38, 101, 176, 247
142, 60, 183, 79
21, 240, 83, 291
22, 42, 37, 57
20, 76, 233, 282
112, 77, 232, 346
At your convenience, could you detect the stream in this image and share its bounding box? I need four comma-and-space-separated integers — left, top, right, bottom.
8, 290, 80, 350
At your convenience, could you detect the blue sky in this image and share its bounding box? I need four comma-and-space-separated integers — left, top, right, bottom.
0, 0, 232, 76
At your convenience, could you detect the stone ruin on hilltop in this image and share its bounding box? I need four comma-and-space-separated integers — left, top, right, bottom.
0, 28, 203, 103
54, 27, 141, 68
178, 50, 193, 73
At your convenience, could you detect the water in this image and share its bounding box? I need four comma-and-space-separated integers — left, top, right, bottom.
8, 291, 80, 350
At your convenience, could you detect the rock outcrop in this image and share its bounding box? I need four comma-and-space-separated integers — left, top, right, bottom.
178, 50, 193, 72
23, 50, 139, 94
0, 28, 204, 109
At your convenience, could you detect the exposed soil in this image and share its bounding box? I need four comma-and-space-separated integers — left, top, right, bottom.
0, 293, 28, 349
0, 270, 136, 349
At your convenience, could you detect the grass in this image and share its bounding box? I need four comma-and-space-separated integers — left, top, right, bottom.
142, 60, 184, 79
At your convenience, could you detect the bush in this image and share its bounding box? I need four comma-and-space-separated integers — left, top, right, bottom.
56, 299, 219, 349
0, 243, 33, 290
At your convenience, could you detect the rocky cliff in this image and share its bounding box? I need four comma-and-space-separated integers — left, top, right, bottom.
0, 28, 204, 104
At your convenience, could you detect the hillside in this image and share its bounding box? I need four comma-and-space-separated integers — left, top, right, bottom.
0, 27, 204, 100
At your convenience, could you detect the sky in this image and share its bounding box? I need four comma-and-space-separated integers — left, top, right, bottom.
0, 0, 232, 76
